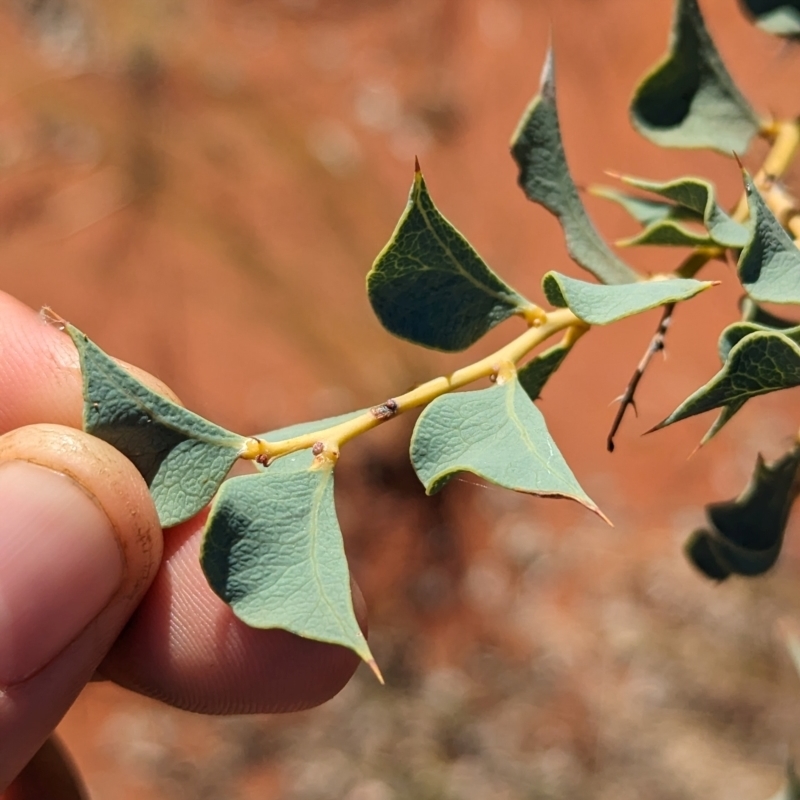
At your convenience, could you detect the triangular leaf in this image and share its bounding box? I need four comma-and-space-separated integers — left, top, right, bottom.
510, 49, 639, 285
619, 219, 713, 248
590, 185, 699, 228
738, 172, 800, 304
655, 330, 800, 429
617, 175, 750, 247
68, 326, 246, 527
409, 377, 603, 519
630, 0, 760, 153
518, 341, 572, 401
698, 315, 800, 444
542, 271, 713, 325
201, 463, 376, 669
367, 165, 529, 352
739, 0, 800, 36
685, 446, 800, 579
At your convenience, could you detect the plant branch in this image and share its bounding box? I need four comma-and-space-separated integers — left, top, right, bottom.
607, 302, 674, 453
607, 120, 800, 452
242, 308, 584, 463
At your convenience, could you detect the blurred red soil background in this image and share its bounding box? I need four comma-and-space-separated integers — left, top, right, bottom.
4, 1, 800, 797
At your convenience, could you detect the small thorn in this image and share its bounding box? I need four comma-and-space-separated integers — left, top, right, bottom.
414, 156, 421, 174
733, 151, 744, 170
366, 658, 385, 685
630, 398, 638, 417
609, 394, 626, 406
591, 504, 613, 527
606, 437, 615, 453
604, 169, 623, 180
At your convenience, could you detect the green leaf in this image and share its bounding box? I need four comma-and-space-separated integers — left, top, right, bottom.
617, 174, 750, 247
655, 330, 800, 429
738, 172, 800, 304
684, 446, 800, 580
719, 321, 800, 362
510, 49, 639, 285
68, 325, 246, 527
542, 271, 713, 325
201, 462, 376, 669
619, 219, 712, 248
367, 164, 529, 352
590, 185, 698, 228
698, 313, 800, 444
409, 377, 603, 519
518, 341, 572, 401
698, 399, 748, 447
739, 0, 800, 36
630, 0, 760, 153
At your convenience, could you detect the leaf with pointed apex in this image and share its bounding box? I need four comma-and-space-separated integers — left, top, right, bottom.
698, 317, 800, 445
618, 174, 750, 247
698, 399, 747, 446
510, 49, 639, 285
367, 167, 528, 352
590, 185, 698, 228
741, 297, 799, 327
68, 325, 245, 527
738, 172, 800, 304
684, 446, 800, 580
619, 219, 712, 248
630, 0, 760, 153
542, 271, 713, 325
655, 330, 800, 430
201, 463, 377, 670
409, 377, 603, 519
518, 342, 572, 401
739, 0, 800, 36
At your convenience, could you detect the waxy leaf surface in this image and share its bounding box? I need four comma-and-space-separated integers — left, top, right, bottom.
518, 341, 572, 401
542, 271, 712, 325
620, 219, 712, 248
630, 0, 760, 153
739, 0, 800, 36
367, 167, 528, 351
590, 185, 699, 228
201, 463, 375, 665
410, 377, 601, 517
685, 446, 800, 580
656, 330, 800, 430
618, 175, 750, 248
738, 173, 800, 305
510, 49, 639, 285
699, 315, 800, 444
69, 326, 245, 527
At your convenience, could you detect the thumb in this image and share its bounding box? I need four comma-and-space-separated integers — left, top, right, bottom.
0, 424, 163, 789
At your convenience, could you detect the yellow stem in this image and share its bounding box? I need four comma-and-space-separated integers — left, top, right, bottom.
243, 308, 582, 461
240, 120, 800, 465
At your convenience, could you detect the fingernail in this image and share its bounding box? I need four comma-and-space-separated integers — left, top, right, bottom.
0, 461, 123, 684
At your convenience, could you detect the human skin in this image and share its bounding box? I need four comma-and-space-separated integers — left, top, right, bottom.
0, 291, 364, 795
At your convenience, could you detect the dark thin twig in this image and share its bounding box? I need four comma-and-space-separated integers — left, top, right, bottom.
607, 303, 675, 453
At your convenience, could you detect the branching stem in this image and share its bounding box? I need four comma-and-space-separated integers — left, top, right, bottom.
242, 308, 585, 463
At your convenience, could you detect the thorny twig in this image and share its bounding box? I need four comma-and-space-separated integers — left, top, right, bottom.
607, 303, 674, 453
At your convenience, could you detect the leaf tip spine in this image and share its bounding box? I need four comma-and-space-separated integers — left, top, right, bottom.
366, 658, 385, 685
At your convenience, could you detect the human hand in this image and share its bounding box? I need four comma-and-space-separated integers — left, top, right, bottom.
0, 292, 365, 793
